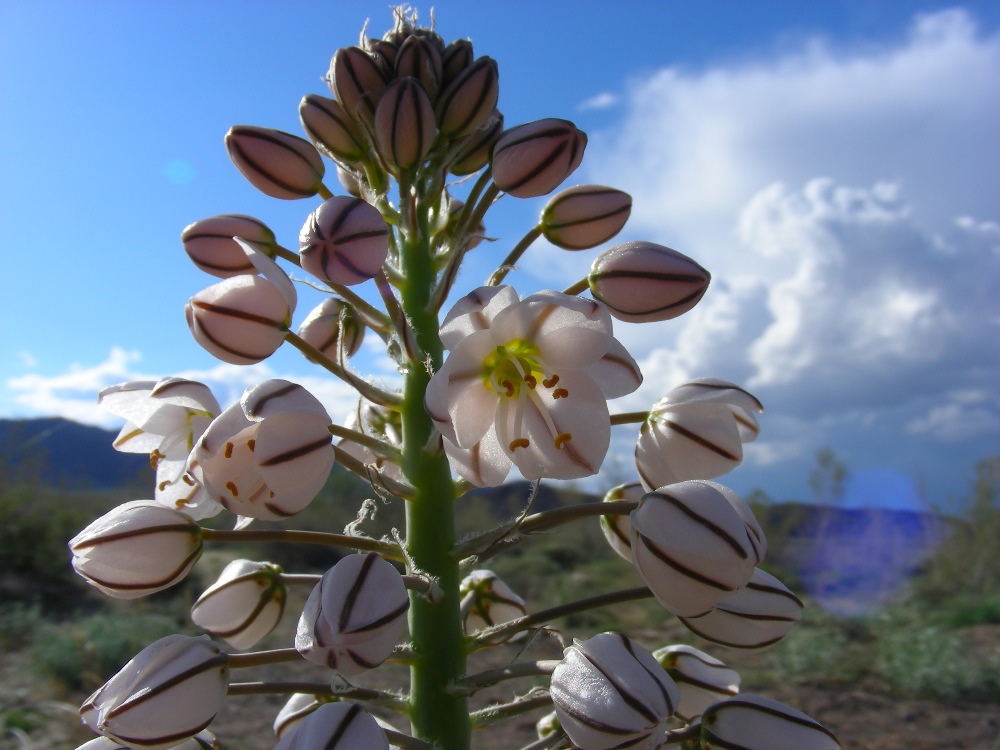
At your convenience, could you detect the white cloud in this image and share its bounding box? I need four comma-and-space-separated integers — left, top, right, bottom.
578, 92, 619, 111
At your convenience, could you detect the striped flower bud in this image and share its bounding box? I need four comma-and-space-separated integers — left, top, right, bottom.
77, 731, 219, 750
225, 126, 325, 200
700, 695, 840, 750
450, 110, 503, 175
192, 380, 335, 521
79, 635, 229, 749
69, 501, 202, 600
441, 39, 474, 86
459, 569, 526, 635
298, 298, 365, 359
436, 56, 499, 139
588, 241, 710, 322
274, 693, 334, 740
600, 481, 644, 562
635, 379, 763, 490
329, 46, 388, 126
299, 196, 390, 286
550, 632, 680, 750
185, 245, 295, 366
366, 38, 398, 72
295, 552, 409, 675
680, 568, 803, 649
630, 480, 766, 618
190, 559, 286, 650
181, 214, 276, 278
299, 94, 368, 164
374, 77, 436, 171
541, 185, 632, 250
652, 645, 739, 722
275, 703, 389, 750
336, 164, 364, 197
394, 34, 443, 100
491, 118, 587, 198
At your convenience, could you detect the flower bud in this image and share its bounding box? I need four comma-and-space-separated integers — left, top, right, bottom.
459, 569, 526, 635
225, 126, 325, 200
541, 185, 632, 250
329, 46, 388, 125
274, 693, 334, 740
366, 38, 398, 72
589, 241, 711, 322
635, 379, 763, 490
69, 500, 202, 599
374, 77, 436, 171
181, 214, 276, 278
299, 94, 368, 164
298, 298, 366, 359
491, 118, 586, 198
337, 401, 404, 483
193, 380, 335, 521
394, 34, 443, 100
185, 273, 291, 365
299, 196, 390, 285
535, 711, 561, 739
445, 199, 485, 251
600, 481, 644, 561
680, 568, 803, 649
630, 480, 766, 617
550, 632, 680, 750
652, 644, 739, 722
275, 703, 389, 750
450, 111, 503, 176
436, 56, 499, 139
700, 695, 840, 750
77, 732, 219, 750
295, 552, 409, 675
336, 164, 364, 197
79, 635, 229, 749
191, 559, 286, 650
441, 39, 474, 86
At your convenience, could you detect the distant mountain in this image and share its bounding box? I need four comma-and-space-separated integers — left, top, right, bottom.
0, 418, 150, 489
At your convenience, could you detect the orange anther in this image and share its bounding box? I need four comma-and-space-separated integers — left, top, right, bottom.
226, 481, 239, 497
508, 438, 530, 451
500, 379, 515, 397
554, 433, 572, 449
553, 388, 569, 399
224, 442, 234, 458
524, 374, 537, 388
247, 438, 256, 452
543, 374, 560, 388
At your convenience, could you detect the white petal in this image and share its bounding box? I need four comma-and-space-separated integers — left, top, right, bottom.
492, 296, 612, 369
253, 412, 335, 493
583, 337, 642, 399
236, 236, 298, 311
97, 381, 158, 422
241, 380, 331, 422
443, 429, 511, 487
439, 285, 518, 349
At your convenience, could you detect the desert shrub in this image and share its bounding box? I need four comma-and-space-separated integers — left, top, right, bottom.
872, 610, 970, 699
776, 613, 860, 684
31, 612, 180, 691
0, 601, 42, 649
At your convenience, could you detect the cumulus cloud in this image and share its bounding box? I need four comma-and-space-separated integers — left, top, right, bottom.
5, 347, 384, 429
580, 9, 1000, 499
578, 92, 619, 111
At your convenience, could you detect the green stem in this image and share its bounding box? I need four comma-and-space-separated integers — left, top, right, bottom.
228, 648, 302, 668
471, 694, 552, 728
562, 277, 589, 296
610, 410, 649, 426
487, 224, 543, 286
471, 586, 653, 647
451, 660, 559, 696
201, 528, 402, 560
398, 183, 470, 750
284, 330, 402, 408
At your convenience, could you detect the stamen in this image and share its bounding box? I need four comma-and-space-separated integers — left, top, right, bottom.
226, 481, 239, 497
500, 379, 515, 397
149, 449, 166, 469
224, 442, 235, 458
509, 438, 530, 451
543, 374, 560, 388
552, 388, 569, 399
247, 438, 256, 452
523, 374, 537, 388
182, 474, 195, 486
554, 433, 572, 449
158, 480, 170, 491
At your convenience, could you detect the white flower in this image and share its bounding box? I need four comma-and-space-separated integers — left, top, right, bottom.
550, 632, 680, 750
192, 380, 335, 521
190, 559, 286, 650
629, 481, 766, 617
459, 569, 526, 636
426, 286, 641, 484
295, 553, 409, 675
274, 703, 389, 750
336, 400, 404, 483
652, 645, 739, 723
679, 568, 803, 649
636, 378, 763, 490
700, 694, 840, 750
98, 378, 221, 520
69, 501, 202, 599
599, 480, 644, 562
79, 635, 229, 749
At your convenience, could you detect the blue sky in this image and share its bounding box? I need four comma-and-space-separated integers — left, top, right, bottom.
2, 1, 999, 510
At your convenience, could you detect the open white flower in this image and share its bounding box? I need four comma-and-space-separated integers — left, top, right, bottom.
636, 378, 763, 490
99, 378, 221, 520
191, 380, 334, 521
426, 286, 641, 484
